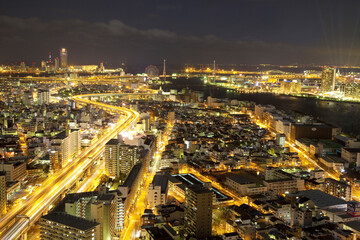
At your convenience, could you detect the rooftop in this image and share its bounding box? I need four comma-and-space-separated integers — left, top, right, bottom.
151, 173, 169, 194
53, 130, 67, 140
296, 190, 347, 208
227, 174, 254, 185
41, 212, 99, 231
121, 163, 142, 188
106, 139, 121, 145
186, 184, 213, 194
145, 226, 172, 240
343, 148, 360, 153
344, 220, 360, 232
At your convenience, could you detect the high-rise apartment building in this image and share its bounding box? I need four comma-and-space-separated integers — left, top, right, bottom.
56, 190, 119, 239
321, 67, 336, 92
22, 90, 33, 106
105, 139, 120, 178
37, 89, 50, 105
105, 139, 138, 179
185, 184, 213, 239
119, 144, 138, 176
60, 48, 68, 68
324, 178, 352, 201
50, 129, 81, 169
0, 171, 6, 216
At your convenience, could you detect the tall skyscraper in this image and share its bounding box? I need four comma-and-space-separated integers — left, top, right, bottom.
185, 185, 213, 239
37, 89, 50, 105
119, 144, 138, 176
0, 171, 6, 216
321, 67, 336, 92
60, 48, 68, 68
54, 57, 59, 70
105, 139, 138, 179
105, 139, 121, 178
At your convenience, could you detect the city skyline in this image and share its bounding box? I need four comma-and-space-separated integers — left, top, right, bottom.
3, 1, 360, 240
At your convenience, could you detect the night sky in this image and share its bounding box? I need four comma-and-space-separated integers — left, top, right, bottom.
1, 0, 360, 67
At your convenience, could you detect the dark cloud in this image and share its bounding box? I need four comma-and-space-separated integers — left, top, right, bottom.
0, 15, 359, 67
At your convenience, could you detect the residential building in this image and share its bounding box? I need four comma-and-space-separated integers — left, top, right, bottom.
324, 178, 352, 201
40, 212, 100, 240
0, 161, 27, 181
185, 185, 213, 239
291, 207, 312, 227
50, 129, 81, 169
264, 167, 304, 194
105, 139, 138, 178
63, 192, 117, 240
37, 89, 50, 105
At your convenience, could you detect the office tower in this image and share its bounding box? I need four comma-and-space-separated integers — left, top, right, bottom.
40, 212, 100, 240
37, 89, 50, 105
54, 57, 59, 70
60, 48, 68, 68
321, 67, 336, 92
324, 178, 352, 201
185, 185, 213, 239
105, 139, 138, 179
0, 171, 6, 216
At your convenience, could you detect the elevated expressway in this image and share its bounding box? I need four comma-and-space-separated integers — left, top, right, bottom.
0, 93, 140, 240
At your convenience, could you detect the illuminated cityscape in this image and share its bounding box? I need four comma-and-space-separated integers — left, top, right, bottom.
2, 1, 360, 240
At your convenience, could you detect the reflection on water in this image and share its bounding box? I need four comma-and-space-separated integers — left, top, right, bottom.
162, 77, 360, 136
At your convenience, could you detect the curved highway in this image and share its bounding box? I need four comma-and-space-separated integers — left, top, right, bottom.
0, 93, 139, 240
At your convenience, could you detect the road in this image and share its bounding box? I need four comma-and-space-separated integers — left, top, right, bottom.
0, 93, 139, 240
120, 121, 173, 239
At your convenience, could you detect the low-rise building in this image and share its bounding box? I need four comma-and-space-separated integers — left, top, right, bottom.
324, 178, 352, 201
148, 173, 169, 208
40, 212, 100, 240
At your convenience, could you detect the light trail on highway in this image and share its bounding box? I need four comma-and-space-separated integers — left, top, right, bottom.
0, 93, 139, 240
